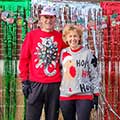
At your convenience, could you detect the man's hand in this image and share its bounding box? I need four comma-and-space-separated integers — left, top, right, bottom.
92, 94, 98, 110
22, 80, 32, 98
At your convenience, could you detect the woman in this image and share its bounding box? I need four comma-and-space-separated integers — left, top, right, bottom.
60, 24, 101, 120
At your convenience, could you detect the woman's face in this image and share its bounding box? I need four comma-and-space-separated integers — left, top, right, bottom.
40, 15, 56, 32
66, 30, 81, 50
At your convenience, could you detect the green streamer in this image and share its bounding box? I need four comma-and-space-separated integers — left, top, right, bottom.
22, 7, 28, 41
0, 1, 30, 120
2, 20, 10, 120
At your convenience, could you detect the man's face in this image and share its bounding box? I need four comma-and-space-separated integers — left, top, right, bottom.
40, 15, 56, 32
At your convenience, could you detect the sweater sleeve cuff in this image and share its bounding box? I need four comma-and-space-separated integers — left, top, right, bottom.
94, 93, 100, 96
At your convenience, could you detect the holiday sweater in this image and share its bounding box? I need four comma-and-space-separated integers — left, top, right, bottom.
60, 47, 101, 100
19, 29, 66, 83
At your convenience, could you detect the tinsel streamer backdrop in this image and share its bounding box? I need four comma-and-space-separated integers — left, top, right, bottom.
0, 1, 30, 120
100, 1, 120, 120
0, 1, 120, 120
31, 0, 102, 59
0, 1, 103, 120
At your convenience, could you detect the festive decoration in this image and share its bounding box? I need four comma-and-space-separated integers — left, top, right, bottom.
34, 36, 58, 76
31, 1, 102, 58
100, 1, 120, 120
0, 1, 120, 120
0, 1, 30, 120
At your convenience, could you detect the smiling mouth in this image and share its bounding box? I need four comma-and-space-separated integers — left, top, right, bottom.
46, 24, 51, 25
69, 40, 77, 43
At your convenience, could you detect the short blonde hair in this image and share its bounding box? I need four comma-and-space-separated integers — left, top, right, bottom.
62, 24, 83, 45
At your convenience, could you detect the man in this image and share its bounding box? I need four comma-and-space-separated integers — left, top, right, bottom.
19, 5, 66, 120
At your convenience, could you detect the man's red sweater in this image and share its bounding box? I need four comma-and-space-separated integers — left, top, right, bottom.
19, 29, 66, 83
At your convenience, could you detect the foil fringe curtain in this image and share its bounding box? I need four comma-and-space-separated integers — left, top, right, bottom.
0, 1, 120, 120
0, 1, 30, 120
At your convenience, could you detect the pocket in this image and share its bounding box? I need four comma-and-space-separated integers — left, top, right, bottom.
31, 81, 39, 89
27, 82, 43, 104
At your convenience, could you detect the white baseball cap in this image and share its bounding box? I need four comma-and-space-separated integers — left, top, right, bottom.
40, 5, 56, 16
